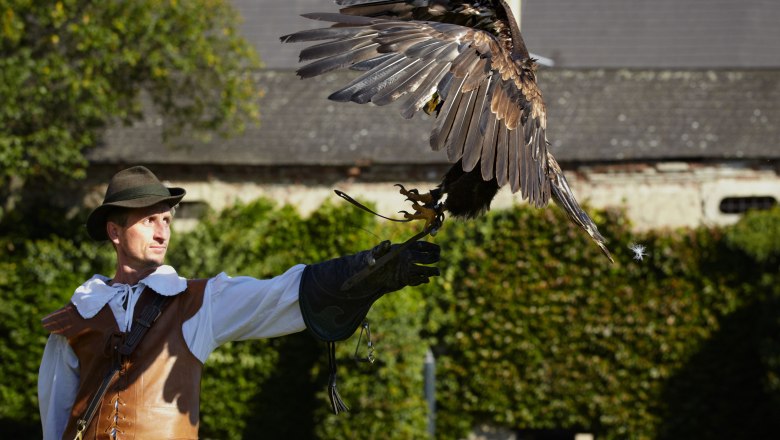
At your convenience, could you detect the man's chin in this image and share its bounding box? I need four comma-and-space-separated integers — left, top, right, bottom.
142, 257, 166, 269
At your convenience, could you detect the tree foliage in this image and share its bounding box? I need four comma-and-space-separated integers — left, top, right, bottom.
0, 0, 260, 215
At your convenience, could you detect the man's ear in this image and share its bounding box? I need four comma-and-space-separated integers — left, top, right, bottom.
107, 222, 121, 243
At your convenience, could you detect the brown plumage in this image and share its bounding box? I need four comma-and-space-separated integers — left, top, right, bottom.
282, 0, 613, 262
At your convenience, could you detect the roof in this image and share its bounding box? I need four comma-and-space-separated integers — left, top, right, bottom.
92, 68, 780, 166
232, 0, 780, 69
521, 0, 780, 68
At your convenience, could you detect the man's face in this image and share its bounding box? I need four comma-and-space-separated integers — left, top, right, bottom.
108, 203, 173, 271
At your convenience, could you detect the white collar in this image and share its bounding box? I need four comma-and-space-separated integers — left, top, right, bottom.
71, 265, 187, 318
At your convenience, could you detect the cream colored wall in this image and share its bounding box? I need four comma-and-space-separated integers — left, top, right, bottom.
85, 162, 779, 233
572, 162, 779, 230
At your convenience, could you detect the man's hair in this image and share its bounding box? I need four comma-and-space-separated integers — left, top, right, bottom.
106, 208, 130, 228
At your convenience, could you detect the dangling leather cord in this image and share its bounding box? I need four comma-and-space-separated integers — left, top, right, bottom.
334, 190, 413, 223
73, 293, 170, 440
326, 319, 378, 414
327, 341, 350, 414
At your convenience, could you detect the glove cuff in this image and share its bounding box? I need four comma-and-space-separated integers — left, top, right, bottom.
299, 249, 389, 341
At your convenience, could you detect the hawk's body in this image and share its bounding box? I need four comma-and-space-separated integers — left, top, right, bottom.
283, 0, 613, 261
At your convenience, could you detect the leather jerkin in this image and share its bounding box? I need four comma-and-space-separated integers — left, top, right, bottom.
43, 279, 207, 440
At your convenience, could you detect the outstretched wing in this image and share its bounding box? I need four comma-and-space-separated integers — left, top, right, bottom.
281, 0, 551, 208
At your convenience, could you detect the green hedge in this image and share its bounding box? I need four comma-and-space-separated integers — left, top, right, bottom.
421, 206, 780, 439
0, 235, 114, 437
1, 200, 778, 439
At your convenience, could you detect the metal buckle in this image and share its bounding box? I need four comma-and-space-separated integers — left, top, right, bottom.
353, 320, 375, 364
74, 419, 87, 440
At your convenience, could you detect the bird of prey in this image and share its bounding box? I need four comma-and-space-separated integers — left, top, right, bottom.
282, 0, 613, 262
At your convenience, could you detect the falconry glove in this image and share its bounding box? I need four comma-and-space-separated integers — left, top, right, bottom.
300, 240, 440, 342
298, 240, 441, 413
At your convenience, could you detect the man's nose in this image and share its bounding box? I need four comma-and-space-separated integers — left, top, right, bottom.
153, 221, 169, 241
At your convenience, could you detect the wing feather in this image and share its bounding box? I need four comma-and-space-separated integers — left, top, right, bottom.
548, 152, 614, 262
350, 53, 395, 71
495, 125, 509, 187
430, 75, 466, 151
405, 38, 452, 59
521, 127, 533, 202
480, 109, 499, 181
400, 62, 451, 118
436, 71, 455, 100
461, 77, 492, 172
351, 58, 422, 103
444, 87, 477, 162
299, 33, 375, 61
281, 26, 365, 44
508, 126, 520, 193
300, 12, 375, 26
372, 59, 438, 106
328, 54, 408, 102
449, 46, 481, 79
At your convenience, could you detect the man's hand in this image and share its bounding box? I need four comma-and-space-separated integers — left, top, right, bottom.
365, 240, 440, 288
299, 240, 441, 342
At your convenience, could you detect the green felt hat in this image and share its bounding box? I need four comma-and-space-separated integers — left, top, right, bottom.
86, 166, 185, 240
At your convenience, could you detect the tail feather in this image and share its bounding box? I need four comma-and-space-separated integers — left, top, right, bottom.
547, 153, 613, 263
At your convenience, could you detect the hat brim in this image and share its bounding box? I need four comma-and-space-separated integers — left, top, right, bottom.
86, 188, 185, 241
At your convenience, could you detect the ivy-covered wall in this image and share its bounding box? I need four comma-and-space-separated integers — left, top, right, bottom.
1, 200, 778, 439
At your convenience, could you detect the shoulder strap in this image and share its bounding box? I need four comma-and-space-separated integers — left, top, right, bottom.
117, 292, 170, 356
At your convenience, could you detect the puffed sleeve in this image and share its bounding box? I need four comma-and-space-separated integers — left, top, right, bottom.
182, 265, 307, 362
38, 334, 79, 440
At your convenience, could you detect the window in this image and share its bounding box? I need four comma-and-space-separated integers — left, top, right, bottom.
719, 196, 777, 214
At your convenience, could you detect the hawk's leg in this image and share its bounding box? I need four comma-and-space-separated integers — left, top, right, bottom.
395, 184, 445, 232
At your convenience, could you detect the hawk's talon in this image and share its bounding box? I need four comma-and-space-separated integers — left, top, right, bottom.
396, 183, 445, 232
397, 184, 434, 204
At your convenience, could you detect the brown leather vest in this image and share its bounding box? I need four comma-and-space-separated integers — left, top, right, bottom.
42, 279, 207, 440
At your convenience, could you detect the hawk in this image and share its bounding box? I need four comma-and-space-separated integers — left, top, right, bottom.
282, 0, 613, 262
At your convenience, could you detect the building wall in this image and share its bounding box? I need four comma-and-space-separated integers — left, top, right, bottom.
83, 162, 780, 233
574, 161, 779, 230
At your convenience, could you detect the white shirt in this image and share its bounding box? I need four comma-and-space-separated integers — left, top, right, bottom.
37, 264, 306, 440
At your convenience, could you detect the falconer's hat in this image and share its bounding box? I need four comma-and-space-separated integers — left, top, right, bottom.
86, 166, 185, 241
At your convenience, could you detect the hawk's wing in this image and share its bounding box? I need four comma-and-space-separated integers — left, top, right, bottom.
281, 1, 551, 207
336, 0, 531, 59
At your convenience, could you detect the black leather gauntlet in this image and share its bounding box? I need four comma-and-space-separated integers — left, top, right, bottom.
299, 240, 441, 342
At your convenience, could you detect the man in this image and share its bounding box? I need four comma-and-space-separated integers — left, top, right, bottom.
38, 166, 440, 439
